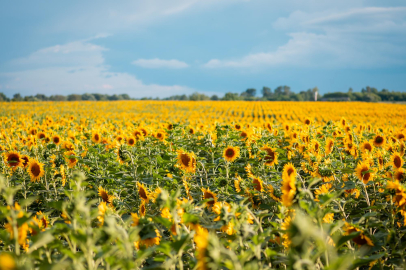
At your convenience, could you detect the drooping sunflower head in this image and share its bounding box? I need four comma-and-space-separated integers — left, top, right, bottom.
391, 152, 404, 170
137, 182, 150, 203
201, 187, 217, 207
4, 151, 22, 169
223, 146, 240, 163
261, 146, 278, 166
373, 135, 385, 147
355, 162, 373, 184
98, 186, 114, 204
177, 150, 196, 173
28, 159, 45, 182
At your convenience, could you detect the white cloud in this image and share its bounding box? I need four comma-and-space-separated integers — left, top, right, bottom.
132, 58, 189, 69
204, 6, 406, 69
0, 39, 194, 98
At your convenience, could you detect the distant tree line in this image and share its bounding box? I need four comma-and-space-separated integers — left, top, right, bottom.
0, 86, 405, 102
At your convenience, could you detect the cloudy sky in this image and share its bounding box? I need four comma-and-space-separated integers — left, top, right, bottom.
0, 0, 405, 98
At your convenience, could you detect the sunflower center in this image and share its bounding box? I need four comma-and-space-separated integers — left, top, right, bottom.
129, 139, 135, 144
375, 136, 383, 144
394, 156, 402, 168
7, 154, 20, 167
53, 137, 60, 144
240, 132, 247, 138
31, 163, 41, 177
305, 120, 310, 125
235, 124, 241, 129
361, 168, 370, 181
180, 154, 191, 166
139, 188, 148, 200
287, 168, 294, 177
226, 149, 235, 157
396, 172, 405, 181
265, 150, 275, 162
94, 134, 100, 141
364, 144, 372, 152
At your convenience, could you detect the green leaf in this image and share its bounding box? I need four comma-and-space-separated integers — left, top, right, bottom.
28, 232, 54, 253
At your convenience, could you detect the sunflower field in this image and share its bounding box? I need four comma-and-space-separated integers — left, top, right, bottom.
1, 101, 406, 270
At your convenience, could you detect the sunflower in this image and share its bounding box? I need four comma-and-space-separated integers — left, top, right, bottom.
360, 141, 374, 154
116, 148, 128, 164
189, 127, 195, 135
282, 163, 297, 182
131, 213, 140, 227
0, 253, 16, 270
127, 136, 136, 146
4, 151, 23, 170
28, 127, 38, 136
64, 151, 78, 168
252, 177, 264, 192
21, 155, 30, 168
155, 130, 166, 141
396, 132, 405, 141
373, 135, 385, 147
234, 123, 242, 130
394, 169, 405, 182
281, 176, 296, 207
311, 139, 321, 154
140, 128, 148, 137
140, 201, 146, 217
223, 146, 240, 163
391, 152, 404, 170
116, 135, 124, 143
325, 138, 334, 155
28, 159, 45, 182
355, 162, 373, 184
52, 135, 61, 145
61, 141, 75, 151
34, 211, 50, 231
97, 202, 108, 226
177, 150, 197, 173
343, 223, 374, 247
314, 183, 332, 202
201, 187, 217, 207
261, 146, 278, 166
91, 131, 102, 143
98, 186, 115, 206
137, 182, 150, 203
137, 229, 161, 248
240, 130, 249, 140
303, 118, 312, 125
133, 130, 144, 140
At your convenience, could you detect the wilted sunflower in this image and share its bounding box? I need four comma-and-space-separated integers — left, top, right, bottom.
261, 146, 278, 166
91, 131, 102, 143
355, 162, 373, 184
64, 151, 78, 168
177, 150, 197, 173
137, 182, 150, 203
223, 146, 240, 162
4, 151, 23, 169
28, 159, 45, 182
391, 152, 404, 170
373, 135, 385, 147
201, 187, 217, 207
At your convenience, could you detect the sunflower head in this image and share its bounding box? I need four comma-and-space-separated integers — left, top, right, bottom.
373, 135, 385, 147
253, 177, 264, 192
64, 151, 78, 168
394, 169, 405, 182
52, 135, 61, 145
91, 132, 102, 143
4, 151, 22, 169
355, 162, 373, 184
391, 152, 404, 170
223, 146, 240, 163
234, 123, 242, 130
201, 188, 217, 207
28, 159, 45, 182
360, 141, 374, 154
303, 118, 312, 125
137, 182, 150, 203
21, 155, 30, 168
177, 150, 197, 173
261, 146, 278, 166
127, 137, 136, 146
282, 163, 297, 181
325, 138, 334, 155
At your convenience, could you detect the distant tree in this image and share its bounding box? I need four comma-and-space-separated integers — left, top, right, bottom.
0, 92, 9, 101
223, 92, 240, 101
210, 95, 219, 101
49, 95, 67, 101
82, 93, 96, 101
12, 93, 23, 102
67, 94, 82, 101
120, 94, 131, 100
189, 92, 210, 101
93, 93, 108, 101
261, 87, 272, 99
35, 94, 48, 101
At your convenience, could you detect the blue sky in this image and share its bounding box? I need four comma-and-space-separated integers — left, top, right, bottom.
0, 0, 405, 98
